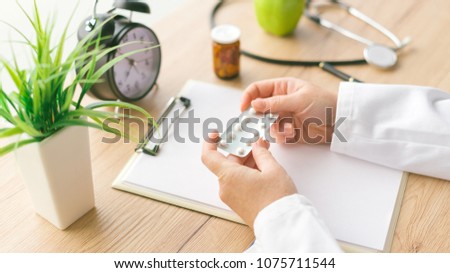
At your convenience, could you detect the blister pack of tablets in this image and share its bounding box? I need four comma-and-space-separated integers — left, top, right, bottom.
217, 107, 279, 157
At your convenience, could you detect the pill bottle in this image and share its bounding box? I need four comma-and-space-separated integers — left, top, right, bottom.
211, 24, 241, 79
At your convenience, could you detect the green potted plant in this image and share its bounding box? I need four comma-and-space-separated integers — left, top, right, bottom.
0, 2, 153, 229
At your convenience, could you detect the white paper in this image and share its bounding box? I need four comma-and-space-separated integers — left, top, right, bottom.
119, 80, 405, 252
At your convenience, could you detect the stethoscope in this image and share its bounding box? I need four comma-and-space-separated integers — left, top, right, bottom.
305, 0, 411, 69
210, 0, 411, 82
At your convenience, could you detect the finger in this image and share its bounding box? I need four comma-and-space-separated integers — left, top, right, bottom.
241, 80, 276, 111
228, 152, 257, 169
281, 121, 294, 136
226, 142, 264, 167
201, 133, 230, 176
259, 138, 270, 149
262, 114, 295, 143
243, 140, 269, 169
243, 156, 257, 169
241, 79, 293, 111
241, 91, 254, 112
241, 78, 308, 111
271, 119, 295, 137
270, 125, 304, 144
205, 131, 220, 143
252, 138, 280, 172
226, 153, 247, 165
269, 124, 295, 144
271, 120, 295, 137
251, 94, 300, 114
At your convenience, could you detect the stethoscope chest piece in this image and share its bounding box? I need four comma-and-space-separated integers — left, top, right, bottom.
363, 44, 398, 69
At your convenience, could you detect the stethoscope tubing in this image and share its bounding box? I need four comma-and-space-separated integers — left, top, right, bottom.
210, 0, 409, 81
210, 0, 368, 68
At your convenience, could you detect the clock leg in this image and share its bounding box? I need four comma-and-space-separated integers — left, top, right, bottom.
152, 83, 159, 93
114, 99, 122, 120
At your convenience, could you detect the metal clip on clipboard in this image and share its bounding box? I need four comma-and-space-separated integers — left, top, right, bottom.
135, 96, 191, 156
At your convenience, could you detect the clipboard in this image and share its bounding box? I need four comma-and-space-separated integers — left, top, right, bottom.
112, 80, 407, 252
135, 96, 192, 156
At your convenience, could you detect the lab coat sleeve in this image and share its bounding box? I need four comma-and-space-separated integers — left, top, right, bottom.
331, 82, 450, 181
246, 194, 342, 253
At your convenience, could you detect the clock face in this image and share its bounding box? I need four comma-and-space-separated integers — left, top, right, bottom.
111, 26, 161, 100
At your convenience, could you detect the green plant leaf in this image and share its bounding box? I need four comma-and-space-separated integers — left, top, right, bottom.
65, 109, 117, 120
65, 108, 150, 125
0, 21, 37, 52
0, 127, 23, 138
0, 138, 39, 157
86, 101, 153, 121
0, 109, 15, 125
16, 1, 39, 34
0, 58, 24, 92
49, 119, 135, 142
0, 87, 14, 115
0, 1, 153, 156
12, 116, 44, 138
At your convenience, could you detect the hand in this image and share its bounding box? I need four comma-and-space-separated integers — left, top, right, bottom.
201, 133, 297, 228
241, 78, 338, 144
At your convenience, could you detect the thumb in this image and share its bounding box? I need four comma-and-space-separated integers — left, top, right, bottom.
251, 94, 298, 114
252, 139, 279, 172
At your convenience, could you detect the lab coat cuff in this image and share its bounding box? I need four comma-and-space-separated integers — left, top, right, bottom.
253, 194, 312, 238
331, 82, 358, 154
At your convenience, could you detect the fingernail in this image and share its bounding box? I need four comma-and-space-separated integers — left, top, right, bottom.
252, 138, 262, 147
252, 99, 266, 111
253, 138, 269, 149
284, 123, 293, 135
208, 132, 219, 140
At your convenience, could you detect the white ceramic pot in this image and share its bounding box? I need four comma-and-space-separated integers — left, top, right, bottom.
15, 125, 95, 230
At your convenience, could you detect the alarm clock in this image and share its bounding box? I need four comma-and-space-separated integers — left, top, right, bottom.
77, 0, 161, 101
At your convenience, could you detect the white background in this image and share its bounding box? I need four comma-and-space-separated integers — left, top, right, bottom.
1, 253, 449, 273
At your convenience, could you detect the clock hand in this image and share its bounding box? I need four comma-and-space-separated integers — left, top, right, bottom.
125, 65, 133, 81
131, 65, 141, 73
135, 57, 153, 64
116, 51, 136, 63
125, 58, 141, 74
117, 51, 151, 63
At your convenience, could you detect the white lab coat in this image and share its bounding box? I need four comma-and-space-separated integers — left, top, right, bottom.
247, 82, 450, 253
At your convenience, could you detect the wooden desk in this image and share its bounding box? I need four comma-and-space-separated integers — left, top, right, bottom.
0, 0, 449, 252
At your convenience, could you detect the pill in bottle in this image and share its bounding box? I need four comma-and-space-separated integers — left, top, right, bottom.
211, 24, 241, 79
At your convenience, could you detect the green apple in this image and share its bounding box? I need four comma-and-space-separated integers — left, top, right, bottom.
254, 0, 305, 36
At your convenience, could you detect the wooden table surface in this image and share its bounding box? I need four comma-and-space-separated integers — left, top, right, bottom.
1, 0, 449, 252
